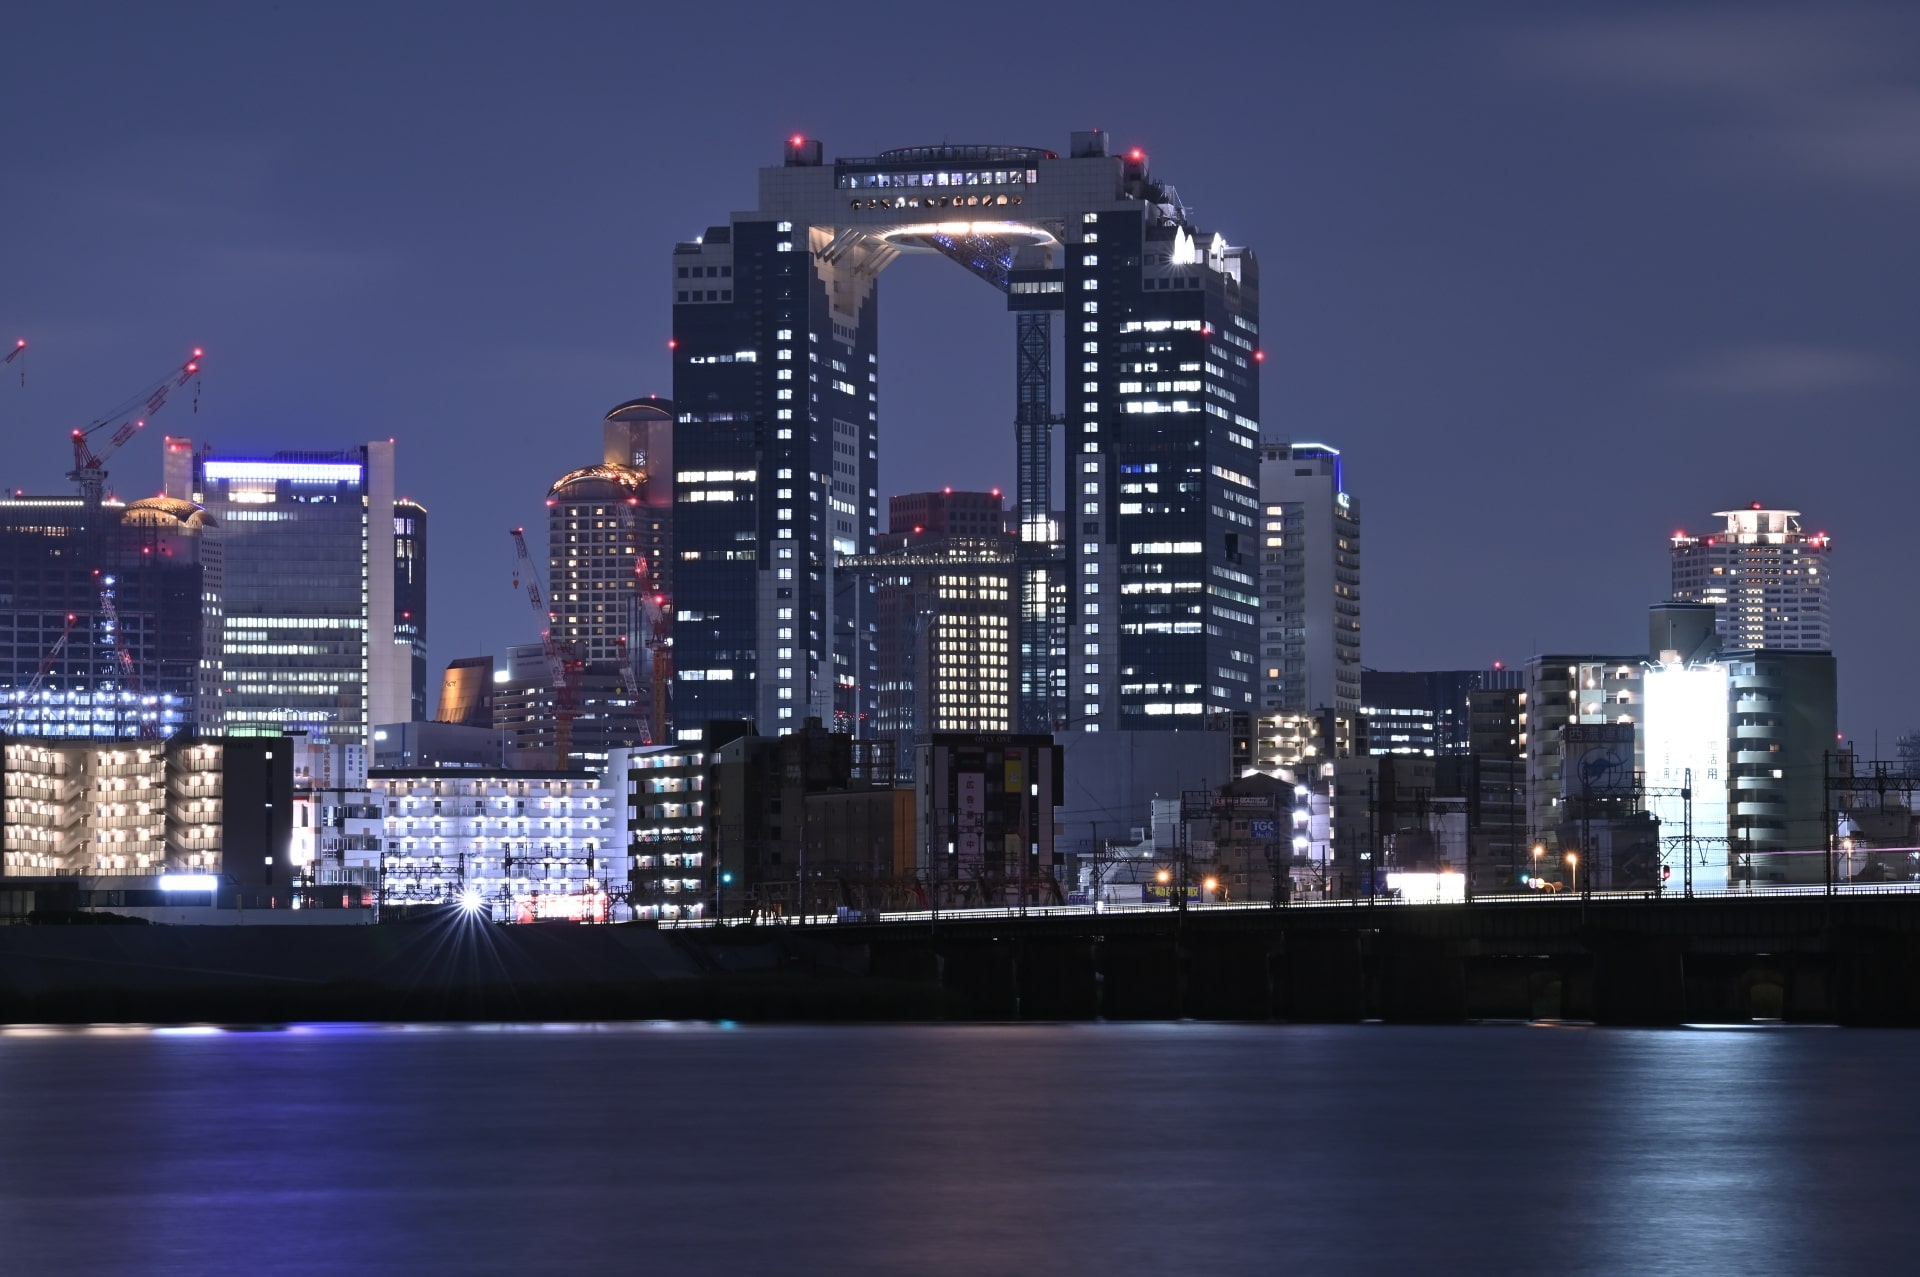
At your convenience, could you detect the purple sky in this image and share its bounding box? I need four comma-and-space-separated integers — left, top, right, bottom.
3, 2, 1915, 748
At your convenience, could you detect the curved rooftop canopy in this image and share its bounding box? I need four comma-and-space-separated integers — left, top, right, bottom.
121, 495, 216, 530
548, 462, 646, 501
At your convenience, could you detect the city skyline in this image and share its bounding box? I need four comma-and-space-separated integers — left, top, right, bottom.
1, 3, 1910, 746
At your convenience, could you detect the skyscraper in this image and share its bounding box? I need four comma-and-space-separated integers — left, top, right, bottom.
602, 397, 675, 602
1670, 505, 1832, 651
394, 497, 427, 721
848, 489, 1019, 775
192, 443, 408, 746
1258, 441, 1360, 716
670, 131, 1260, 738
545, 400, 672, 750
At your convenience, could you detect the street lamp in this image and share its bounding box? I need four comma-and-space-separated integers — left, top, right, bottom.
1203, 876, 1218, 902
1565, 851, 1578, 894
1531, 843, 1544, 889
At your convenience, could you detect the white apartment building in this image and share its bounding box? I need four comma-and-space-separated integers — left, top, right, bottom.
1259, 441, 1360, 715
368, 768, 625, 921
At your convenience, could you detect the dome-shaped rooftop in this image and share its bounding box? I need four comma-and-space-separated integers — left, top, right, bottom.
548, 463, 646, 501
121, 496, 216, 531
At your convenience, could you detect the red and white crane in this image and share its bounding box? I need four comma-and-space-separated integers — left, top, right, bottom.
68, 348, 203, 503
95, 569, 160, 739
510, 528, 584, 769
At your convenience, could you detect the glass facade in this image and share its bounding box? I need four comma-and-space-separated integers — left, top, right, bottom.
0, 496, 213, 737
196, 445, 404, 745
669, 134, 1260, 739
394, 498, 427, 720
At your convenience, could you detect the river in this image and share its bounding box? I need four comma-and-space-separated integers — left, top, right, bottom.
0, 1022, 1914, 1275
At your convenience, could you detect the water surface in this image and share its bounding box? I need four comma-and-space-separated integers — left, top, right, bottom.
0, 1022, 1913, 1275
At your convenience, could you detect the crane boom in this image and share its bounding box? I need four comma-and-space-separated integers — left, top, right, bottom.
9, 612, 78, 732
4, 339, 23, 386
510, 528, 582, 769
69, 348, 203, 503
96, 571, 159, 739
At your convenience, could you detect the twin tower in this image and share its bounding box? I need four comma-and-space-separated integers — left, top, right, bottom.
669, 132, 1263, 740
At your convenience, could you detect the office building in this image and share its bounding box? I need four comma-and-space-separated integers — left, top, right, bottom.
848, 490, 1019, 776
372, 720, 520, 770
1360, 667, 1523, 758
601, 397, 676, 599
189, 443, 409, 747
1468, 686, 1526, 761
1671, 505, 1832, 651
670, 131, 1260, 738
434, 656, 495, 727
492, 642, 649, 771
1259, 441, 1360, 716
707, 717, 896, 916
394, 498, 427, 720
0, 495, 219, 737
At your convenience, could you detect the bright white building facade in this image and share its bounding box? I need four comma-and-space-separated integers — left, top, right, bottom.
368, 769, 625, 921
1259, 441, 1360, 716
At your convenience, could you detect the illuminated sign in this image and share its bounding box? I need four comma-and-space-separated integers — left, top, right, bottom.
1642, 662, 1729, 891
159, 874, 219, 892
1384, 872, 1466, 905
202, 461, 363, 483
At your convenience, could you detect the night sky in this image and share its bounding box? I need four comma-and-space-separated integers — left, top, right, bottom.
3, 3, 1913, 747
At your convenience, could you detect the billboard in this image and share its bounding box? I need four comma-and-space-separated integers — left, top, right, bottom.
1563, 722, 1636, 800
1642, 663, 1729, 892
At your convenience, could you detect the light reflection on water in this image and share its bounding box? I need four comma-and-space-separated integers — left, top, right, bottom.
0, 1023, 1915, 1276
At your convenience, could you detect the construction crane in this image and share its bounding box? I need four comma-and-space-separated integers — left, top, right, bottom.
611, 634, 651, 747
68, 348, 203, 504
95, 571, 160, 739
510, 528, 583, 769
637, 588, 672, 748
8, 613, 78, 733
4, 339, 23, 386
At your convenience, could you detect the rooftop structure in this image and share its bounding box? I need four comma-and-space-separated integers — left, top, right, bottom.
1671, 505, 1831, 652
670, 131, 1259, 738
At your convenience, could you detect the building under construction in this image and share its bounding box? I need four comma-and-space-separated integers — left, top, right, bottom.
0, 494, 219, 737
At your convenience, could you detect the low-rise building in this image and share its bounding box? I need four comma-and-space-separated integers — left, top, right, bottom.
369, 768, 622, 920
916, 732, 1062, 907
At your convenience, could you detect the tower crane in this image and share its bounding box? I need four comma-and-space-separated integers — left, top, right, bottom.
95, 570, 160, 739
68, 348, 203, 504
8, 613, 78, 733
510, 528, 584, 769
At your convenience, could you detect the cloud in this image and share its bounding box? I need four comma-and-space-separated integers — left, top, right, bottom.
1666, 343, 1902, 393
1506, 4, 1920, 191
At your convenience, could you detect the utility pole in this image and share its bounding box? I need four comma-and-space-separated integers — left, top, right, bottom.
1823, 749, 1834, 898
1683, 768, 1694, 900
